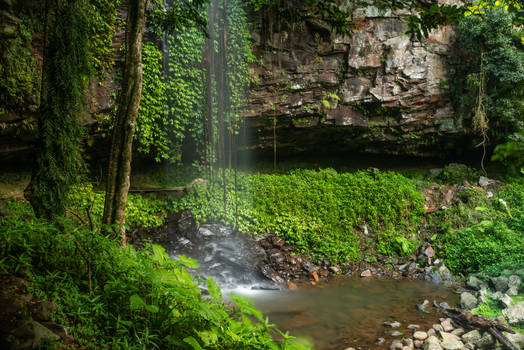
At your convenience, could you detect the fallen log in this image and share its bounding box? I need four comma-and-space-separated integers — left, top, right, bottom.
444, 308, 518, 350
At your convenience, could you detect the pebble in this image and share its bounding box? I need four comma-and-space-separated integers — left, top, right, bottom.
384, 321, 401, 328
413, 331, 428, 340
391, 331, 404, 337
360, 269, 372, 277
407, 324, 420, 330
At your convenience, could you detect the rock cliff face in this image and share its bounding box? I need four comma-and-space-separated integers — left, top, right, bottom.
243, 5, 469, 157
1, 3, 471, 162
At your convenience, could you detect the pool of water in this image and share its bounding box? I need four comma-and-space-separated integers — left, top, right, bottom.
165, 223, 458, 349
234, 278, 458, 350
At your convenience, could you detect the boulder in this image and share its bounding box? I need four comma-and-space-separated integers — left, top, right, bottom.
437, 265, 454, 282
466, 276, 487, 291
461, 330, 481, 344
508, 275, 521, 290
491, 276, 509, 292
459, 292, 477, 310
506, 286, 518, 296
502, 302, 524, 324
506, 332, 524, 349
475, 332, 494, 348
499, 293, 513, 308
423, 336, 442, 350
450, 328, 464, 337
439, 332, 464, 350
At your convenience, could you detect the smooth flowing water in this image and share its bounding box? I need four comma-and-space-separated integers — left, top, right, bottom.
165, 224, 458, 349
238, 279, 458, 349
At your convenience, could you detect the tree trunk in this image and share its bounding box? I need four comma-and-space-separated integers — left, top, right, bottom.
103, 0, 147, 246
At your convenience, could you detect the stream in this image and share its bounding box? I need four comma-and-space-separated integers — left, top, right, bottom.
165, 223, 459, 349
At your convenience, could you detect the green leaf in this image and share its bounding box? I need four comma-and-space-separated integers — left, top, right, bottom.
129, 294, 146, 310
176, 254, 200, 268
183, 336, 204, 350
206, 277, 222, 301
145, 304, 159, 313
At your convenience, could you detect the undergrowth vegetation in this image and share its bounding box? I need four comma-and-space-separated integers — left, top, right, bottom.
436, 182, 524, 275
172, 169, 426, 264
0, 198, 310, 349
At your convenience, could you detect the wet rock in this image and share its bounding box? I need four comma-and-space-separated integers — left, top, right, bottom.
439, 332, 463, 350
459, 292, 477, 310
33, 300, 58, 322
390, 340, 403, 349
476, 332, 494, 348
402, 338, 414, 348
432, 324, 444, 333
259, 264, 285, 285
360, 269, 372, 277
439, 302, 450, 310
508, 275, 521, 290
499, 293, 513, 308
329, 266, 339, 273
391, 331, 404, 337
440, 319, 454, 332
309, 270, 319, 282
466, 276, 488, 291
177, 210, 197, 237
286, 280, 297, 290
384, 320, 401, 328
502, 302, 524, 324
302, 262, 318, 273
450, 328, 464, 337
413, 331, 428, 340
506, 332, 524, 349
490, 276, 509, 292
407, 324, 420, 330
423, 335, 442, 350
32, 320, 60, 344
417, 300, 431, 313
376, 337, 386, 345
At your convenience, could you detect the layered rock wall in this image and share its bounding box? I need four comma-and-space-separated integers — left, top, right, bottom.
244, 5, 469, 156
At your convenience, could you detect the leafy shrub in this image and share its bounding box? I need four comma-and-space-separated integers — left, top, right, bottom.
67, 183, 168, 229
172, 169, 425, 264
440, 219, 524, 274
0, 198, 308, 349
434, 164, 481, 184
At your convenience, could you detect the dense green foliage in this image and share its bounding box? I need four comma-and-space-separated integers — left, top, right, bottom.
67, 183, 168, 229
172, 169, 425, 264
437, 182, 524, 274
0, 198, 310, 349
452, 3, 524, 170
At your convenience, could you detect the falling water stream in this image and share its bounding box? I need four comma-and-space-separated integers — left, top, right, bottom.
164, 224, 459, 350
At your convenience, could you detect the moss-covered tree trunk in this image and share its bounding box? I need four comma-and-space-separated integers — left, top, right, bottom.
25, 0, 90, 219
103, 0, 147, 246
